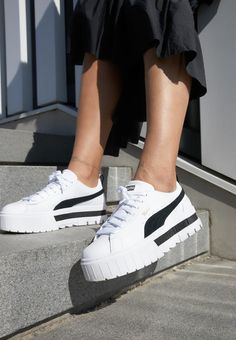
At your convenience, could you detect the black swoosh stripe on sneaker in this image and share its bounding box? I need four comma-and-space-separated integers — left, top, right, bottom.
154, 212, 198, 246
144, 188, 185, 238
54, 209, 107, 221
54, 189, 104, 210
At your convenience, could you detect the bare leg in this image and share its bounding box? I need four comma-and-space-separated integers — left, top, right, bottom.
68, 53, 122, 187
134, 48, 192, 192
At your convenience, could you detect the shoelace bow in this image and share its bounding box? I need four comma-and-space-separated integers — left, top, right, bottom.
97, 186, 147, 236
23, 171, 73, 202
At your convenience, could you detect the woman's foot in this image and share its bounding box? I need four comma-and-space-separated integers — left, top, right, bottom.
0, 169, 107, 233
81, 179, 202, 281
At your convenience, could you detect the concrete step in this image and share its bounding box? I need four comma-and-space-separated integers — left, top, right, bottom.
0, 211, 209, 338
0, 165, 133, 207
0, 128, 74, 164
13, 256, 236, 340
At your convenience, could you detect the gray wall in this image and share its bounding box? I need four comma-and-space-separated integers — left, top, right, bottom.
199, 0, 236, 180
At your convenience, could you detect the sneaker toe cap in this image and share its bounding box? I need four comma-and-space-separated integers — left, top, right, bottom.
82, 235, 111, 261
1, 201, 27, 214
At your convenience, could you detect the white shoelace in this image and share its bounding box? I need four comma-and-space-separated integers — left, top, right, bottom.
97, 186, 147, 236
22, 171, 74, 203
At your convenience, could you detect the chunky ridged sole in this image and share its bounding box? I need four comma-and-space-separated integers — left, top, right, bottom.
0, 209, 107, 233
81, 216, 202, 282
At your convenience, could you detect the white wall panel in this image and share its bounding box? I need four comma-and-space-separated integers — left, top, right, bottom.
4, 0, 33, 115
199, 1, 236, 180
0, 0, 6, 118
34, 0, 67, 106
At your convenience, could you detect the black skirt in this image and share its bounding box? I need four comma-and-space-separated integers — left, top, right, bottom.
68, 0, 208, 156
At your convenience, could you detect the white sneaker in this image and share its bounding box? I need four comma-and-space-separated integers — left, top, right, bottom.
81, 180, 202, 281
0, 169, 107, 233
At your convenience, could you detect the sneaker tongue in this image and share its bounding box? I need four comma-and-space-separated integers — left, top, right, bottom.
62, 169, 78, 181
125, 180, 155, 193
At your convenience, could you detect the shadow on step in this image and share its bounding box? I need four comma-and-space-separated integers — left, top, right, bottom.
68, 260, 157, 314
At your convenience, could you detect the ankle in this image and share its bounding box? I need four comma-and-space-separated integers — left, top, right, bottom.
134, 167, 177, 192
68, 162, 100, 188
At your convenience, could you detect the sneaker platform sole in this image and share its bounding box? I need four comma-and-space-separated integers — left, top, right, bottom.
0, 208, 107, 233
81, 214, 203, 281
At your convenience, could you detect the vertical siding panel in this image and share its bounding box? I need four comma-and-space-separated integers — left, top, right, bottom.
0, 0, 6, 118
55, 0, 67, 104
74, 66, 82, 108
72, 0, 82, 108
4, 0, 33, 115
34, 0, 67, 106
